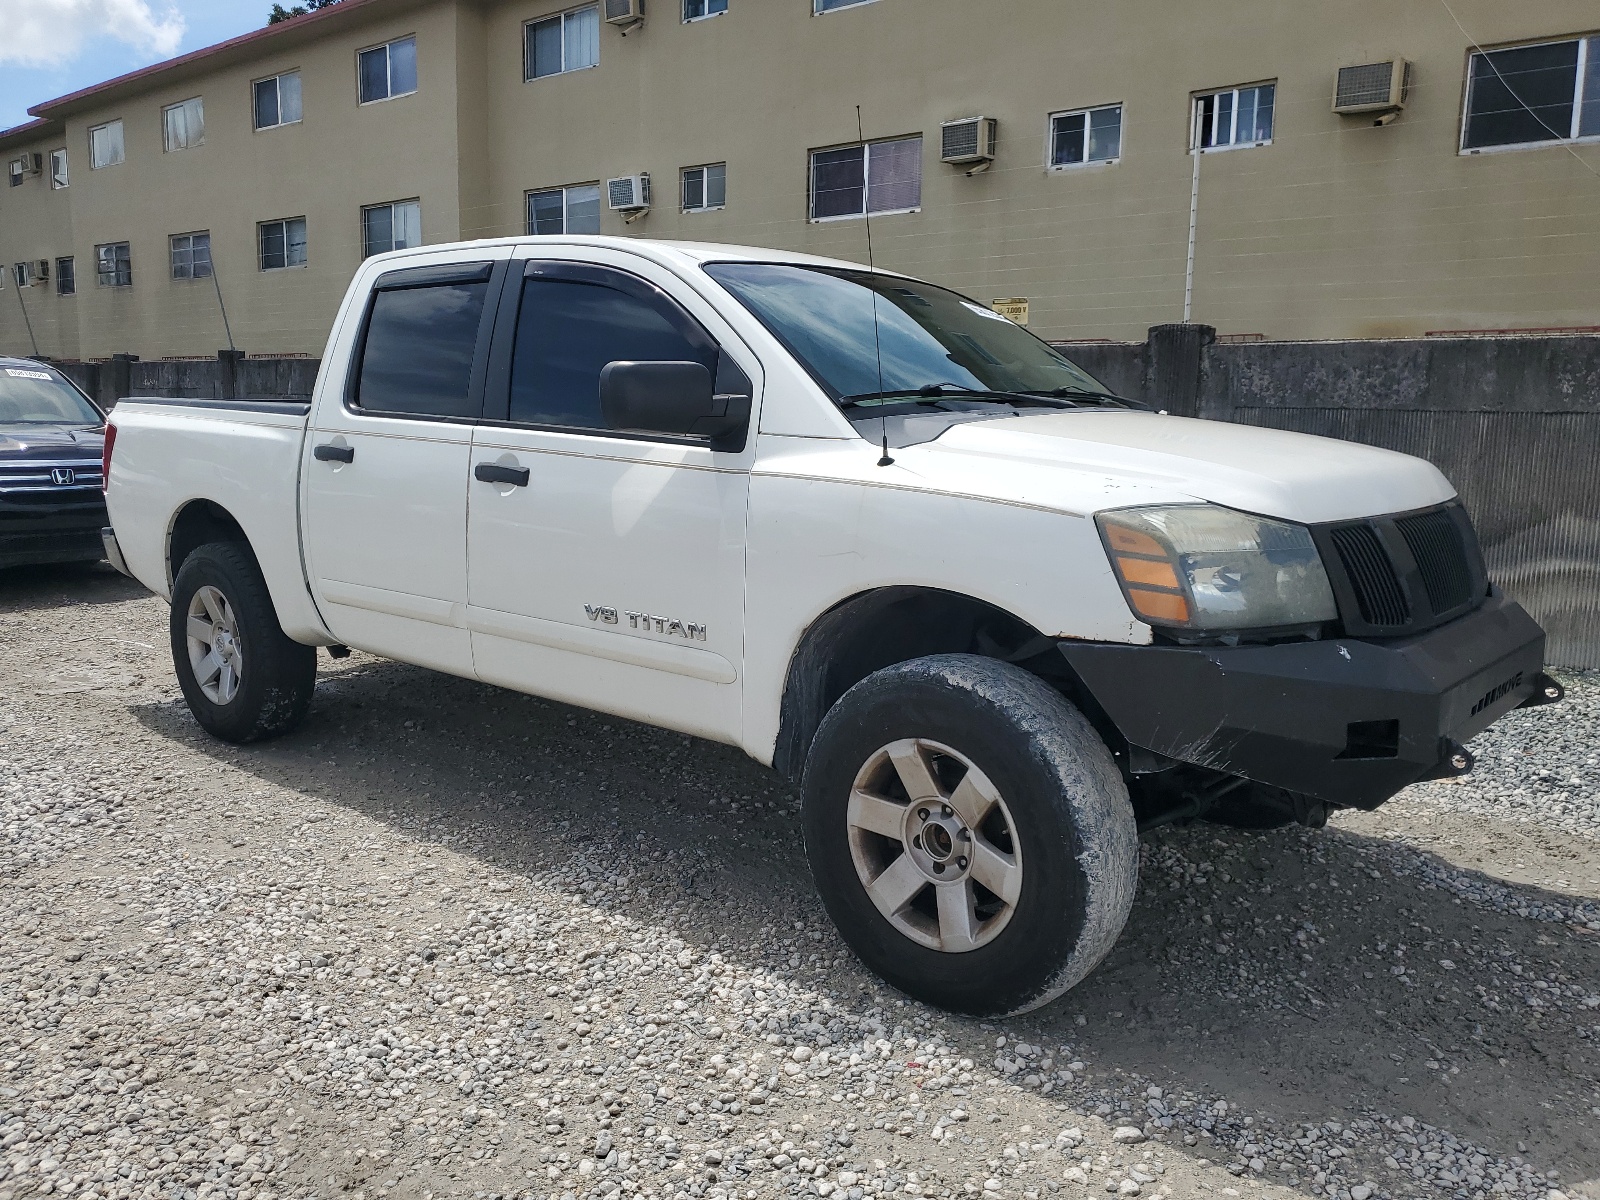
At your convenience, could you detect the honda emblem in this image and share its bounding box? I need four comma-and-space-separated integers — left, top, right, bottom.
51, 468, 75, 486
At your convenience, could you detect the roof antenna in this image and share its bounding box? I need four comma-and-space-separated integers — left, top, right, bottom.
857, 104, 893, 468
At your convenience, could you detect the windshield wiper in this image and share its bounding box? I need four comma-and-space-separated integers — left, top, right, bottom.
838, 385, 1072, 411
1022, 386, 1146, 409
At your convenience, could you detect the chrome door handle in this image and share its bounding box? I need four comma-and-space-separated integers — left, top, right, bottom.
475, 462, 530, 487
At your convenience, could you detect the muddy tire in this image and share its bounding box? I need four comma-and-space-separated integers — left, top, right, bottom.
802, 654, 1138, 1016
170, 541, 316, 744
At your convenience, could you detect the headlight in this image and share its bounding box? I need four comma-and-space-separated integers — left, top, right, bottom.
1097, 505, 1337, 632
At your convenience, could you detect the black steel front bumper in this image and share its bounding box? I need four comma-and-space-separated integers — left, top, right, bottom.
1059, 589, 1548, 810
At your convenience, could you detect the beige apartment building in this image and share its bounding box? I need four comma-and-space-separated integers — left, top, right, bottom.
1, 0, 1598, 362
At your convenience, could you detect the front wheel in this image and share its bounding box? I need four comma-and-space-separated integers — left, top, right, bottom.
802, 654, 1138, 1016
170, 541, 316, 743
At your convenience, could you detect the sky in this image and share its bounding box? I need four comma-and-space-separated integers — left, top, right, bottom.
0, 0, 269, 131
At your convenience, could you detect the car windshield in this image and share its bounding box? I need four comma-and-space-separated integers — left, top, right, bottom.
703, 262, 1115, 404
0, 365, 102, 425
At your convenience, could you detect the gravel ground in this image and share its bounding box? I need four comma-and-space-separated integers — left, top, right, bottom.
1, 563, 1597, 1200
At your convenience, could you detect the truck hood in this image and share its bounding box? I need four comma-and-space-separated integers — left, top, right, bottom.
0, 423, 105, 461
915, 410, 1455, 525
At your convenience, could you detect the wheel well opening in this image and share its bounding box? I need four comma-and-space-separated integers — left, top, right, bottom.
167, 500, 251, 588
773, 587, 1074, 782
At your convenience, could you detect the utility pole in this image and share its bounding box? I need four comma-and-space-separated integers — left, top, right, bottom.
1184, 100, 1203, 323
12, 274, 41, 359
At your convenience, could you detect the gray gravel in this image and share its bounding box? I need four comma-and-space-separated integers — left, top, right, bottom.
1, 566, 1597, 1200
1401, 674, 1600, 841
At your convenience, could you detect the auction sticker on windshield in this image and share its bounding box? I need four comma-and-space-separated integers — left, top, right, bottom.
5, 369, 53, 380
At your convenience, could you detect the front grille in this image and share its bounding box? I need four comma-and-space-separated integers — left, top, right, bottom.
1396, 507, 1475, 615
1319, 502, 1487, 637
1328, 523, 1410, 627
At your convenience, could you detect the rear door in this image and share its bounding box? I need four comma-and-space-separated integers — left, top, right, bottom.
301, 254, 509, 676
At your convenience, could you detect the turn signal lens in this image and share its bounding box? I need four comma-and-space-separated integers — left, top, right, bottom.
1097, 505, 1337, 632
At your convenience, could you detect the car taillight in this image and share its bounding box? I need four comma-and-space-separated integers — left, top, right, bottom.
102, 422, 117, 492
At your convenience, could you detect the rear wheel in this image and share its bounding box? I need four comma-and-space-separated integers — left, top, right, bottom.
170, 541, 316, 743
802, 654, 1138, 1016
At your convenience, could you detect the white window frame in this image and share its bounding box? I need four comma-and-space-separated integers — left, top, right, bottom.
808, 136, 922, 223
357, 36, 418, 106
253, 71, 303, 131
1047, 103, 1123, 171
170, 231, 213, 281
525, 184, 603, 235
814, 0, 879, 13
524, 5, 601, 81
89, 120, 125, 170
1191, 82, 1276, 153
6, 158, 22, 187
258, 217, 309, 271
681, 162, 726, 212
361, 199, 423, 258
683, 0, 727, 20
50, 149, 68, 189
1459, 34, 1600, 155
162, 97, 205, 152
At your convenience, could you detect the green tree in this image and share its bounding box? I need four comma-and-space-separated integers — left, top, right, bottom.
268, 0, 345, 25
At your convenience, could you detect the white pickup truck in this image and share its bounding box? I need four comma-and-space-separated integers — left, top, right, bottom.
102, 236, 1558, 1015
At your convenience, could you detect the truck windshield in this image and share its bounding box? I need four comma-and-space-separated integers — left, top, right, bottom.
703, 262, 1115, 405
0, 366, 102, 425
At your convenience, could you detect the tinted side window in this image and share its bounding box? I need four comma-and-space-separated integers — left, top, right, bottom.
508, 278, 716, 428
356, 281, 488, 417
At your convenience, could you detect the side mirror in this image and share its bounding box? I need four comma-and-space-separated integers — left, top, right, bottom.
599, 360, 750, 450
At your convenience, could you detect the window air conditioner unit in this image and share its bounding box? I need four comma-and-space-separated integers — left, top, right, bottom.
1333, 59, 1410, 114
11, 153, 42, 177
603, 0, 644, 25
940, 117, 997, 165
607, 173, 651, 213
35, 260, 50, 282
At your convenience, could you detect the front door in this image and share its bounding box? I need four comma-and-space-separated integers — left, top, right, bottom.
464, 250, 760, 743
301, 256, 505, 677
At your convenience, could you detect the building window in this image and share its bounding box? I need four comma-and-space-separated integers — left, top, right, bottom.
50, 149, 68, 189
527, 184, 602, 234
1194, 83, 1274, 150
1050, 104, 1122, 168
56, 257, 75, 296
362, 200, 423, 257
683, 0, 726, 19
6, 158, 22, 187
162, 97, 205, 151
170, 232, 213, 280
526, 5, 600, 80
89, 121, 125, 169
810, 136, 921, 220
13, 264, 31, 289
681, 163, 726, 211
259, 217, 308, 270
358, 36, 418, 104
254, 71, 303, 130
1463, 35, 1600, 151
815, 0, 877, 11
96, 242, 132, 287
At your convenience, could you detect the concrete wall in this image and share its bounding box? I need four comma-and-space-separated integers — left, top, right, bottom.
1054, 329, 1600, 669
4, 0, 1600, 359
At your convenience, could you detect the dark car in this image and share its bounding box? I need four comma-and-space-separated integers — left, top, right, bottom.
0, 357, 108, 570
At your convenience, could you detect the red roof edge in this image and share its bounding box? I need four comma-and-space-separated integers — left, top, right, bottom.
0, 117, 55, 143
26, 0, 392, 120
